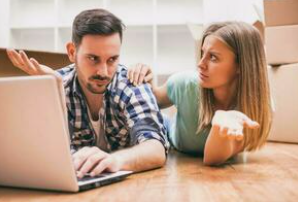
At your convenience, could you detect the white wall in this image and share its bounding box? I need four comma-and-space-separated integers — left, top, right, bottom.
203, 0, 263, 24
0, 0, 10, 48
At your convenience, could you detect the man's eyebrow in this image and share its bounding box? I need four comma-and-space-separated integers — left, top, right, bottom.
86, 53, 100, 58
110, 55, 119, 59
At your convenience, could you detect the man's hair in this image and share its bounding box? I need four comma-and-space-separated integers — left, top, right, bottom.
72, 8, 125, 47
197, 21, 272, 151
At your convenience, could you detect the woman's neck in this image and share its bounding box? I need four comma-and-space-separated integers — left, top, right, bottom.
212, 81, 237, 111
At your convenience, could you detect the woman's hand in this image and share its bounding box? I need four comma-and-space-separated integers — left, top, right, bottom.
127, 63, 154, 86
211, 110, 259, 141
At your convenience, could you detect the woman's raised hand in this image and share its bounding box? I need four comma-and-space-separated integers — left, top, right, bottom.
211, 110, 260, 141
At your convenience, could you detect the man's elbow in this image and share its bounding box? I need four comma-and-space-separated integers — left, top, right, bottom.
155, 146, 167, 168
146, 140, 167, 169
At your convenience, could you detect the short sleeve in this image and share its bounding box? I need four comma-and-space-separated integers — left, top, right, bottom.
166, 71, 198, 106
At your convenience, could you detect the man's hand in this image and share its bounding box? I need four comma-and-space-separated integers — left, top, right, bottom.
72, 146, 122, 178
211, 110, 260, 141
6, 49, 62, 81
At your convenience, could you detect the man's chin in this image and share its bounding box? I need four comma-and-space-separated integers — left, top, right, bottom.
87, 84, 107, 94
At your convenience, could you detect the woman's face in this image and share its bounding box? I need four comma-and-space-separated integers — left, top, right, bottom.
197, 35, 238, 91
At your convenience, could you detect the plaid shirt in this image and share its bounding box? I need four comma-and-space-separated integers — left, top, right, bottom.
57, 64, 169, 153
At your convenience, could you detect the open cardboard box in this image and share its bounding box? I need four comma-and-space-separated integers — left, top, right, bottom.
0, 48, 70, 77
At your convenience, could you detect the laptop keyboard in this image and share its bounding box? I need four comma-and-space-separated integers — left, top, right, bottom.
77, 173, 111, 182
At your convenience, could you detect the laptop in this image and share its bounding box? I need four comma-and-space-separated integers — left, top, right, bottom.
0, 75, 132, 192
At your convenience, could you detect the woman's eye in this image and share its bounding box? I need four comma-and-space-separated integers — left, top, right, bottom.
210, 54, 217, 61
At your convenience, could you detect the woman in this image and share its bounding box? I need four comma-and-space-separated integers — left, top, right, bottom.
128, 21, 272, 165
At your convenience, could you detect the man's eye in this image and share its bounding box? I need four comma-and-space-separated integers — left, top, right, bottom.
89, 56, 97, 62
108, 58, 116, 64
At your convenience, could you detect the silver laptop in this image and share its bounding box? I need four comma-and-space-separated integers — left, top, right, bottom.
0, 75, 132, 192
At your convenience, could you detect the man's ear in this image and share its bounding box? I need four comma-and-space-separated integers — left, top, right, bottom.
66, 42, 76, 63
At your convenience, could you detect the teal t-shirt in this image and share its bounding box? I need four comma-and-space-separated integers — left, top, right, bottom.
167, 71, 209, 154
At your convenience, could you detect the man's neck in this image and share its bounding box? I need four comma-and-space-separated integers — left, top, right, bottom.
80, 82, 103, 121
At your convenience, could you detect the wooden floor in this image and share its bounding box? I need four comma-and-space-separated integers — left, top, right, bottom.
1, 142, 298, 202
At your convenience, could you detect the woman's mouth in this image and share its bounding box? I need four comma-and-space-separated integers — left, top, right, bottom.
199, 72, 209, 80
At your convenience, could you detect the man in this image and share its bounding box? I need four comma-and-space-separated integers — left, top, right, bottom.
6, 8, 168, 178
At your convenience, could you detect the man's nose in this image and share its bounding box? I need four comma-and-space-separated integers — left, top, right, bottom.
96, 64, 108, 77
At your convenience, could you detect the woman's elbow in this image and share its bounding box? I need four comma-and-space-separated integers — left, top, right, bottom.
203, 156, 221, 166
203, 153, 230, 166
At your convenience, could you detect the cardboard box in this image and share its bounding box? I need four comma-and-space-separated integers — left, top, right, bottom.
265, 25, 298, 65
0, 48, 70, 77
264, 0, 298, 27
268, 63, 298, 143
253, 20, 265, 44
264, 0, 298, 65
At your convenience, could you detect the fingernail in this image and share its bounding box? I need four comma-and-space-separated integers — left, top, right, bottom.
76, 171, 82, 178
90, 172, 95, 177
74, 159, 80, 170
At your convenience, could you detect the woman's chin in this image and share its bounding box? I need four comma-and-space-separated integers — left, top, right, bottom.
198, 80, 211, 89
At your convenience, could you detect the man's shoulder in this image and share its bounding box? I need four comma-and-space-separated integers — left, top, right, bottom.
111, 64, 135, 93
109, 64, 154, 103
56, 64, 76, 87
56, 64, 75, 76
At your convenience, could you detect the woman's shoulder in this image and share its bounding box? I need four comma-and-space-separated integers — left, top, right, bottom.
167, 71, 198, 89
166, 71, 198, 105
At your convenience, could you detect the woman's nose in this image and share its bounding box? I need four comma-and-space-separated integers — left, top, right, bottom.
197, 57, 207, 70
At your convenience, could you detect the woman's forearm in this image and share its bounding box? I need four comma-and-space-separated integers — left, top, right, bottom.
203, 126, 243, 166
152, 84, 173, 109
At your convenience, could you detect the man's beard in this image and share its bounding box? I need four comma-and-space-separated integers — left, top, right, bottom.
86, 74, 111, 94
75, 61, 111, 94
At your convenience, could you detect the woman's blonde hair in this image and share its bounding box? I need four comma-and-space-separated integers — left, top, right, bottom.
197, 21, 272, 151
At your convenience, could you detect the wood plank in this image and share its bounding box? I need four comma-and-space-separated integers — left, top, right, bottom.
0, 142, 297, 202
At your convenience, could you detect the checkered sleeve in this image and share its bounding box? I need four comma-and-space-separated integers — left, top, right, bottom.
121, 83, 170, 154
55, 64, 76, 86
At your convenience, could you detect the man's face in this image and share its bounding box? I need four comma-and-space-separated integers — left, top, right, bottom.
73, 33, 121, 94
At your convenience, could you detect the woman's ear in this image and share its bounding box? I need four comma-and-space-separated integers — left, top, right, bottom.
66, 42, 76, 63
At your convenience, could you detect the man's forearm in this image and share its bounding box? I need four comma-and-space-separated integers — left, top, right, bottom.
111, 139, 166, 172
